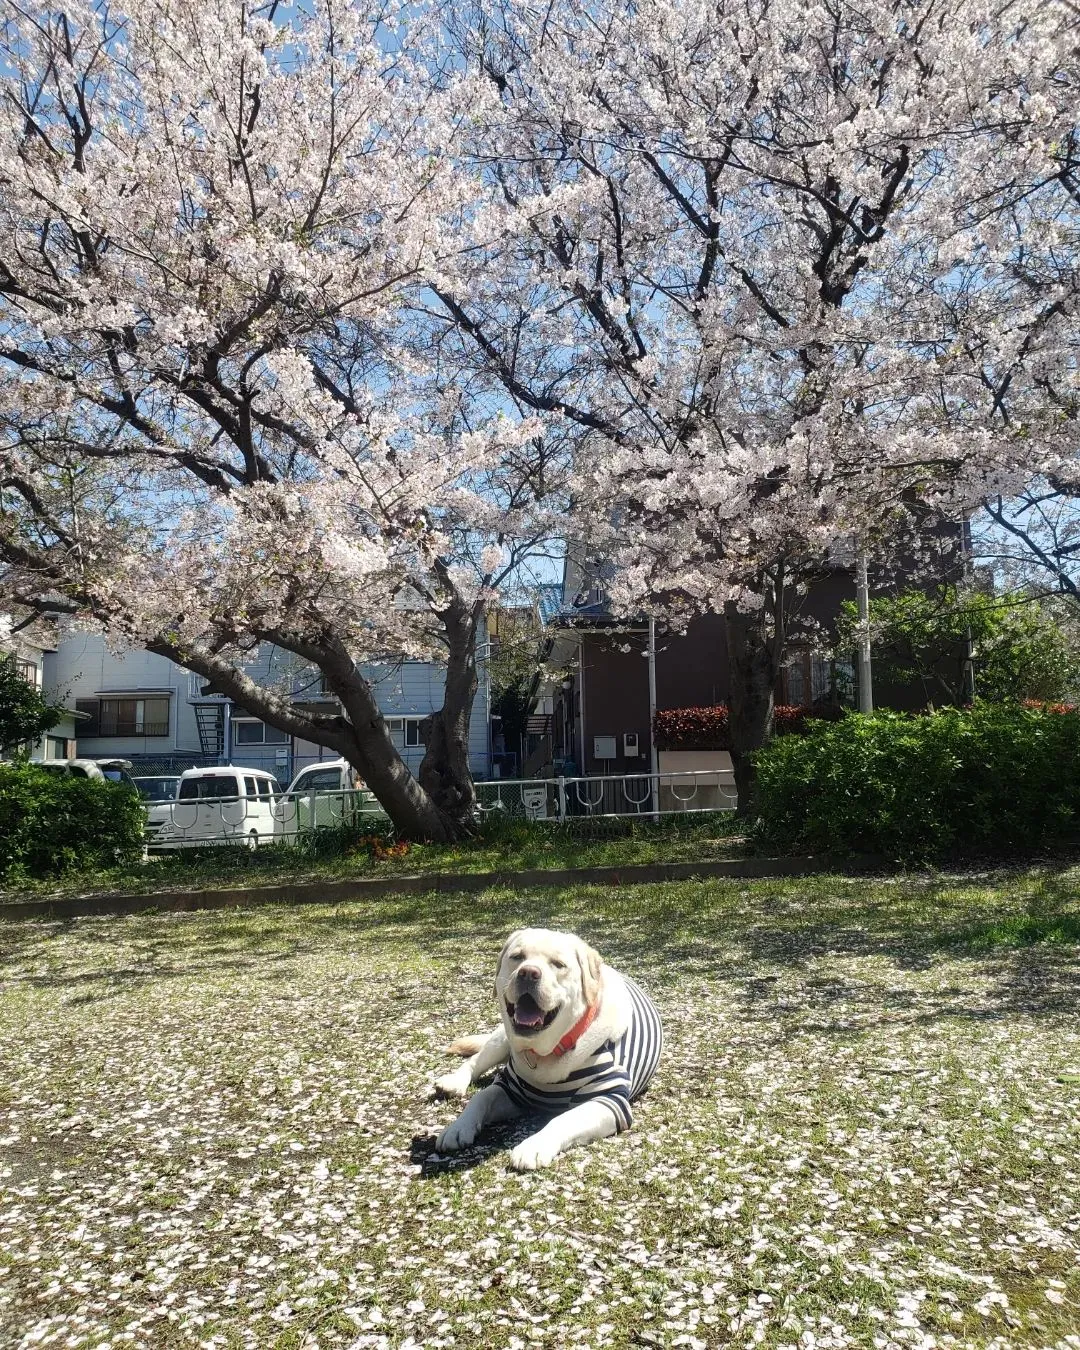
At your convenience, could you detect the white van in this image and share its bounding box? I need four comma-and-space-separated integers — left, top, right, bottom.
281, 759, 373, 835
145, 765, 281, 851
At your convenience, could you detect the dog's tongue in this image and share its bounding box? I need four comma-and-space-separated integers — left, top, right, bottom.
514, 1002, 544, 1028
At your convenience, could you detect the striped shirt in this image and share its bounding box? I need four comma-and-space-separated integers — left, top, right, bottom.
494, 975, 663, 1133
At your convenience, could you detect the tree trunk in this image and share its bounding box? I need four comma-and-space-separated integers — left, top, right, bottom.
724, 602, 780, 818
340, 709, 458, 842
153, 639, 466, 843
317, 638, 473, 843
418, 607, 479, 835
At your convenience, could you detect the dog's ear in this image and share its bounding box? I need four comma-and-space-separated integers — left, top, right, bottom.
575, 938, 604, 1008
495, 929, 523, 998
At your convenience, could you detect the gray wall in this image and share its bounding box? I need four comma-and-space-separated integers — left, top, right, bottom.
43, 632, 491, 782
45, 634, 202, 761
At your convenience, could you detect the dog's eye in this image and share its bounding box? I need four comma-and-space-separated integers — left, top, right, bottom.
550, 958, 566, 970
509, 952, 524, 962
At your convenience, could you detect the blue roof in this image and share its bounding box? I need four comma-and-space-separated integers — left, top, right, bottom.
537, 582, 566, 626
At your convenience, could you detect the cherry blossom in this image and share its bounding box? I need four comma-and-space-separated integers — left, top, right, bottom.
0, 0, 559, 838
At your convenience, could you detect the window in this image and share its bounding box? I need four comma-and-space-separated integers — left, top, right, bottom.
385, 717, 424, 748
256, 779, 275, 799
179, 775, 240, 800
244, 775, 258, 797
233, 718, 289, 745
77, 696, 170, 737
46, 736, 67, 760
297, 768, 343, 793
834, 659, 856, 706
76, 699, 100, 735
810, 656, 832, 704
783, 651, 853, 707
782, 657, 805, 706
15, 658, 39, 686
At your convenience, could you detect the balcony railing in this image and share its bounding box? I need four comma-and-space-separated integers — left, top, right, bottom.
97, 721, 170, 737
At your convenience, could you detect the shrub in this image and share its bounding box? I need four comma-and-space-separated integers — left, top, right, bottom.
654, 703, 841, 751
753, 704, 1080, 862
833, 587, 1080, 706
0, 763, 146, 881
0, 656, 71, 755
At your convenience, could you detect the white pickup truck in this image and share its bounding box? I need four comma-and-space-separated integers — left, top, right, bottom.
278, 759, 377, 835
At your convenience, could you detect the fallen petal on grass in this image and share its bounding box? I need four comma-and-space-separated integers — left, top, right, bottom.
0, 867, 1078, 1348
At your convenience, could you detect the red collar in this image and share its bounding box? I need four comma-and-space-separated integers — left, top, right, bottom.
550, 996, 601, 1058
521, 993, 602, 1069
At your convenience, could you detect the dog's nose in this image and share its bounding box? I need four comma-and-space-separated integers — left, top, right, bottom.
518, 963, 541, 983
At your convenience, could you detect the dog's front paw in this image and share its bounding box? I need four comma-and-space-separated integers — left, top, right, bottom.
509, 1135, 560, 1171
430, 1066, 471, 1100
435, 1116, 479, 1154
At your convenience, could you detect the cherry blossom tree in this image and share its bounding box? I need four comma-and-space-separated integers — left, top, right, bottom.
431, 0, 1079, 806
978, 482, 1080, 606
0, 0, 562, 839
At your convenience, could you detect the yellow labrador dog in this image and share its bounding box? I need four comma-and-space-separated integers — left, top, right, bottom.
433, 928, 663, 1170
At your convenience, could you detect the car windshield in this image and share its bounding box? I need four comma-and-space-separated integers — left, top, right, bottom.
134, 777, 179, 800
295, 769, 343, 792
179, 775, 240, 800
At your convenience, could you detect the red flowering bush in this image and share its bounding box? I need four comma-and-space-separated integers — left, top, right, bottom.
653, 705, 730, 750
1021, 699, 1077, 714
653, 704, 841, 750
349, 833, 410, 861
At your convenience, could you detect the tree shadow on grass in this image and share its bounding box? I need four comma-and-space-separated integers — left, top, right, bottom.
3, 869, 1077, 1027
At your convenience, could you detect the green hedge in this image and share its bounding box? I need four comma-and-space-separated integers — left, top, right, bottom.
0, 763, 146, 881
753, 705, 1080, 862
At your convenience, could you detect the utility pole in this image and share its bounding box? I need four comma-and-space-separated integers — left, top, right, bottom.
856, 544, 874, 714
647, 617, 659, 819
960, 514, 977, 704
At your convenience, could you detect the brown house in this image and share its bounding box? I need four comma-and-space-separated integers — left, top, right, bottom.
532, 554, 945, 781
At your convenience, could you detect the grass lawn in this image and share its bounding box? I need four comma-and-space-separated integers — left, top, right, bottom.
0, 816, 749, 902
1, 869, 1079, 1349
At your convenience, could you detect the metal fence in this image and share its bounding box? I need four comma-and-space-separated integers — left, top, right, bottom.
474, 770, 737, 823
144, 788, 384, 851
142, 769, 736, 850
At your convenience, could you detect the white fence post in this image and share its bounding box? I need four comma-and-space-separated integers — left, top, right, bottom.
556, 775, 567, 823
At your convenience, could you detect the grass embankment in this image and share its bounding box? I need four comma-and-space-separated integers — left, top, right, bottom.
0, 815, 748, 901
1, 867, 1078, 1348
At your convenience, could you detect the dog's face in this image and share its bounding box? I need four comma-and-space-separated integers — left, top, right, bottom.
495, 928, 603, 1052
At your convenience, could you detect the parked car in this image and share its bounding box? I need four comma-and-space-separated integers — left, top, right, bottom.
286, 759, 364, 795
131, 774, 181, 802
145, 765, 281, 851
281, 759, 374, 834
32, 757, 138, 791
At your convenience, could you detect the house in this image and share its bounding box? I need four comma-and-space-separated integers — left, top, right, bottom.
44, 631, 491, 785
531, 540, 959, 783
0, 613, 86, 759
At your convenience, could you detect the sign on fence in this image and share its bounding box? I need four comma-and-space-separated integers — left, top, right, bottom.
521, 785, 549, 820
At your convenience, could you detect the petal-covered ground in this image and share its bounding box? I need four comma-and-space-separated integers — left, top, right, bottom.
1, 871, 1078, 1349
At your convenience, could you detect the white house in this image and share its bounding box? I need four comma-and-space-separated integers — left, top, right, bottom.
44, 632, 491, 785
1, 613, 86, 759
